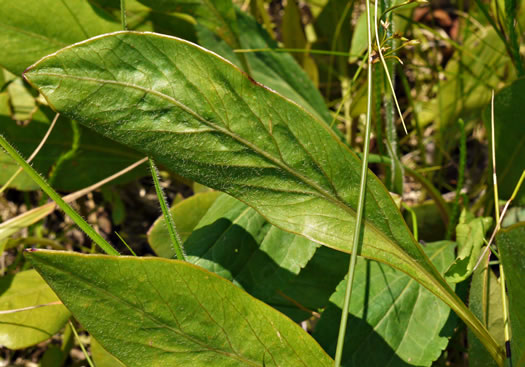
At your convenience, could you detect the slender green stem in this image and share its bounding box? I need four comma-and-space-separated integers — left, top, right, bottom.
148, 159, 186, 261
334, 0, 374, 364
234, 47, 361, 58
0, 113, 60, 195
120, 0, 127, 30
69, 321, 95, 367
0, 134, 118, 256
402, 203, 418, 241
490, 90, 512, 365
115, 232, 136, 256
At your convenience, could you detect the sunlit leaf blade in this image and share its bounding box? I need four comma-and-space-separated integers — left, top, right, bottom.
0, 0, 120, 75
314, 241, 456, 366
497, 223, 525, 366
23, 31, 500, 361
0, 269, 70, 349
27, 250, 333, 367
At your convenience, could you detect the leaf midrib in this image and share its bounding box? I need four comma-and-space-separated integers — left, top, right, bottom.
34, 254, 266, 367
33, 72, 406, 253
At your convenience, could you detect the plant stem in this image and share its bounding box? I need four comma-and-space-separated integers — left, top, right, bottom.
491, 90, 513, 365
333, 0, 374, 364
149, 159, 186, 261
0, 134, 118, 256
69, 321, 95, 367
120, 0, 127, 30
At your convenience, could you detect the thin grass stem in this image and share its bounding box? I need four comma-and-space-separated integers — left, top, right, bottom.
333, 0, 374, 364
149, 159, 185, 261
373, 1, 407, 134
0, 134, 119, 256
69, 321, 95, 367
120, 0, 127, 30
115, 232, 136, 256
489, 90, 512, 366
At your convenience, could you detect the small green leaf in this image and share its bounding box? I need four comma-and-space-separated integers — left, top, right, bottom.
27, 250, 334, 367
313, 241, 456, 366
147, 191, 220, 258
0, 0, 120, 75
445, 210, 493, 283
23, 32, 502, 363
0, 269, 70, 349
497, 223, 525, 366
3, 70, 36, 121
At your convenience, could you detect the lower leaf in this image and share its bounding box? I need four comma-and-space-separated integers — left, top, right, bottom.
26, 249, 333, 367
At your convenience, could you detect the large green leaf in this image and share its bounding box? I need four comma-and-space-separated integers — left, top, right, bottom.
0, 96, 144, 191
23, 31, 502, 362
313, 241, 456, 366
0, 0, 120, 75
497, 223, 525, 366
0, 269, 70, 349
147, 191, 221, 258
484, 79, 525, 205
27, 250, 334, 367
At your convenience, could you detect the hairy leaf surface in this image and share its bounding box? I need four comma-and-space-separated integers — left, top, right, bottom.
23, 31, 497, 357
27, 250, 333, 367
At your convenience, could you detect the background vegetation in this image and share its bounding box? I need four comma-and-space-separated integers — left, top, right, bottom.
0, 0, 524, 366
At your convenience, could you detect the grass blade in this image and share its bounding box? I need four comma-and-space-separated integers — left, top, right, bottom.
0, 134, 118, 255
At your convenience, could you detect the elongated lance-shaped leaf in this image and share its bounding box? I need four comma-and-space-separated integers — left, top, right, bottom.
26, 250, 334, 367
23, 31, 503, 364
497, 223, 525, 366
